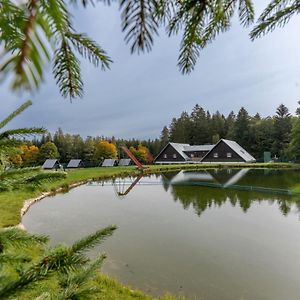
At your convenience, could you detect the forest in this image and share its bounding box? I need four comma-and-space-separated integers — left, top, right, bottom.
163, 102, 300, 161
8, 102, 300, 167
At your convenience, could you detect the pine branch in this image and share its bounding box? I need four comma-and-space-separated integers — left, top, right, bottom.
176, 0, 208, 74
0, 100, 32, 130
71, 225, 117, 254
238, 0, 255, 26
0, 128, 46, 140
0, 253, 31, 264
15, 0, 38, 79
250, 2, 299, 39
57, 255, 106, 300
0, 228, 48, 254
0, 226, 116, 299
53, 39, 83, 98
66, 32, 112, 70
120, 0, 159, 53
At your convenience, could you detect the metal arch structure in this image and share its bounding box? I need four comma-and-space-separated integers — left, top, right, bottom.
113, 174, 143, 198
121, 146, 146, 170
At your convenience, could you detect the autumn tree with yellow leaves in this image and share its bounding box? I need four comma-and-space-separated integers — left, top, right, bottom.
129, 144, 153, 164
93, 140, 117, 161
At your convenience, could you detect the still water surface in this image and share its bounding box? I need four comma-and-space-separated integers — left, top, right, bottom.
23, 169, 300, 299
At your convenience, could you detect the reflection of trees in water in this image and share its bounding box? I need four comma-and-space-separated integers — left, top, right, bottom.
233, 169, 300, 189
170, 185, 300, 217
160, 169, 300, 217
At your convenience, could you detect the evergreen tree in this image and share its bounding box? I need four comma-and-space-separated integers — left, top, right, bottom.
233, 107, 251, 149
160, 126, 170, 147
225, 111, 236, 140
286, 117, 300, 161
190, 105, 210, 144
272, 104, 292, 158
296, 101, 300, 116
169, 112, 191, 143
210, 111, 226, 141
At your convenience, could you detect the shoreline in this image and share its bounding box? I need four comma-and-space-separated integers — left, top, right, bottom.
17, 163, 300, 229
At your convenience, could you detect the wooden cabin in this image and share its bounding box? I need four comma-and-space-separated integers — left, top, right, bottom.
42, 159, 60, 169
67, 159, 85, 168
154, 140, 255, 164
201, 139, 255, 163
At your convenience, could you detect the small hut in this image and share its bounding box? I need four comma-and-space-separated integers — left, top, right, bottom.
67, 159, 85, 168
101, 159, 117, 167
118, 158, 132, 166
42, 159, 60, 169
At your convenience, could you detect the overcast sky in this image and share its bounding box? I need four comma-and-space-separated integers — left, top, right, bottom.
2, 1, 300, 139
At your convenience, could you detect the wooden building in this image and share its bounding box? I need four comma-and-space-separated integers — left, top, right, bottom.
201, 139, 255, 163
42, 159, 60, 169
67, 159, 85, 168
154, 143, 214, 164
154, 140, 255, 164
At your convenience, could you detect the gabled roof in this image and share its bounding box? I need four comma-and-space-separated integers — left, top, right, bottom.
42, 159, 59, 169
118, 158, 131, 166
67, 159, 83, 168
201, 139, 255, 162
183, 145, 215, 152
221, 139, 255, 162
169, 142, 190, 160
154, 142, 190, 161
102, 159, 117, 167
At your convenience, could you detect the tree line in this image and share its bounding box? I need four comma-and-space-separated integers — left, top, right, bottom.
9, 128, 162, 167
8, 101, 300, 167
161, 102, 300, 161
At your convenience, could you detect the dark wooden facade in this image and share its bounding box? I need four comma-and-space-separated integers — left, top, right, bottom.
183, 150, 209, 160
201, 140, 244, 163
155, 144, 186, 163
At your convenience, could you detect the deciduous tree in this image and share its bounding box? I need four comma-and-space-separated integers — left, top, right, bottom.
93, 140, 117, 161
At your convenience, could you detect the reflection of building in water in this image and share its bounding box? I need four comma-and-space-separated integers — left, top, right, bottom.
168, 169, 250, 186
159, 169, 300, 217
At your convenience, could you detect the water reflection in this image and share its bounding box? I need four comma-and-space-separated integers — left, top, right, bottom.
108, 169, 300, 217
162, 169, 300, 217
85, 168, 300, 218
22, 168, 300, 300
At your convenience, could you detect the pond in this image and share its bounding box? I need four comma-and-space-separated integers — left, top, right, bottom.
23, 169, 300, 300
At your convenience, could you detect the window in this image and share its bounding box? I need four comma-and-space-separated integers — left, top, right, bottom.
190, 153, 194, 158
227, 152, 232, 158
163, 154, 167, 159
173, 153, 177, 159
213, 152, 218, 158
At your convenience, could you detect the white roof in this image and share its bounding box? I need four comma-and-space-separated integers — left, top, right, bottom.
42, 159, 59, 169
102, 159, 117, 167
221, 139, 256, 162
118, 158, 131, 166
67, 159, 82, 168
169, 142, 190, 160
183, 145, 215, 152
